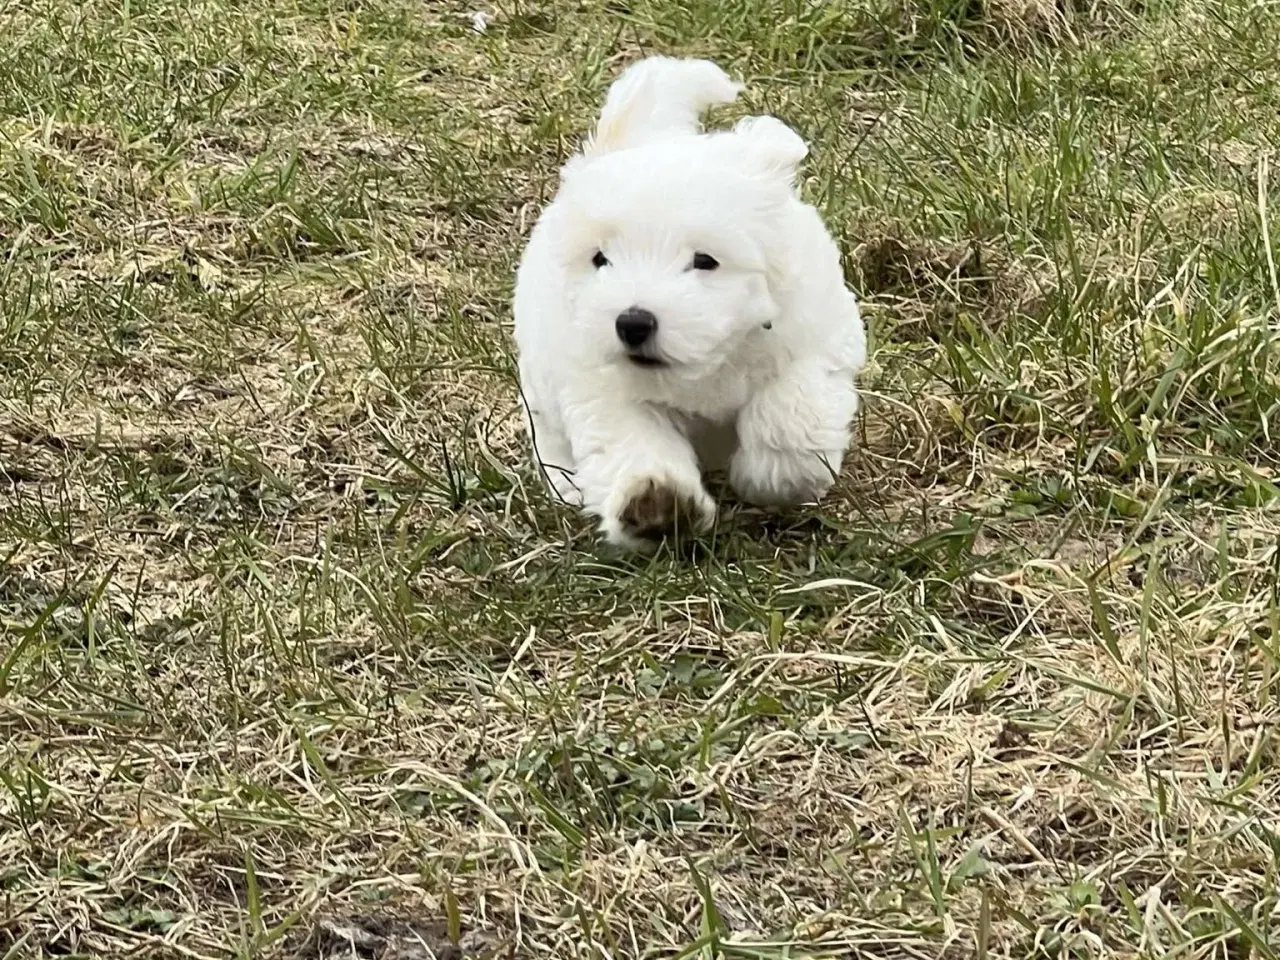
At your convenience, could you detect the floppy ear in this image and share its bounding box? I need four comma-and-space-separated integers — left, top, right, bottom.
584, 56, 743, 156
732, 115, 809, 184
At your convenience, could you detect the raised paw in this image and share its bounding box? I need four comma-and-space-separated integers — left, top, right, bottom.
729, 445, 839, 507
608, 476, 715, 549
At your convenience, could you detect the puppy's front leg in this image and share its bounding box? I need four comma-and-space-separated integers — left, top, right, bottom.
730, 365, 859, 507
566, 391, 715, 550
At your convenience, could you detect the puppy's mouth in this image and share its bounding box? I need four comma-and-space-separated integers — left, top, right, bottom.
626, 352, 668, 369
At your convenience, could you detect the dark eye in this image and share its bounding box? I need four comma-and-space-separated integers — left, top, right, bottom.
592, 251, 609, 269
691, 253, 719, 271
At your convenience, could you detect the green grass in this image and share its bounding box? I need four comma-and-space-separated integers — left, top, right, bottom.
2, 0, 1280, 957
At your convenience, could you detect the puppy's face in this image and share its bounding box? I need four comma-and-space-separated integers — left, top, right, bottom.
546, 138, 786, 375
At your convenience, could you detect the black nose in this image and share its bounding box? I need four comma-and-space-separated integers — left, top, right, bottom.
615, 307, 657, 348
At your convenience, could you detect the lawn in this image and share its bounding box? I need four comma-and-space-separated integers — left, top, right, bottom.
2, 0, 1279, 957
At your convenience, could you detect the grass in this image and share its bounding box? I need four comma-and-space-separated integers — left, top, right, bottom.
2, 0, 1279, 956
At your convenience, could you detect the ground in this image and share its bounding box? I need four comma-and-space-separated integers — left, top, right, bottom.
1, 0, 1279, 957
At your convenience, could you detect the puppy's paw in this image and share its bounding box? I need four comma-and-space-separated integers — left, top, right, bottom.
619, 480, 687, 540
603, 475, 715, 550
729, 446, 838, 508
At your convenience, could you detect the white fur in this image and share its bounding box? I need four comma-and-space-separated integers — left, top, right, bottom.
513, 56, 866, 550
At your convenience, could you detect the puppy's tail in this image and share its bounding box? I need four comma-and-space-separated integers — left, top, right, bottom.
585, 57, 742, 156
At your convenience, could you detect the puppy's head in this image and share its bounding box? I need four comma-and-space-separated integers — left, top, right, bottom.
543, 59, 809, 376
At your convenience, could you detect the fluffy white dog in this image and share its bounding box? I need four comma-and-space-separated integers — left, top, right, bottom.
513, 56, 866, 550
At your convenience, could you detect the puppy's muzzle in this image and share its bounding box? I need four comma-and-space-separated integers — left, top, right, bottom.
615, 307, 666, 367
615, 306, 657, 347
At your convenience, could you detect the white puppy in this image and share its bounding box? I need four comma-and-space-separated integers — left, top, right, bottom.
513, 56, 866, 550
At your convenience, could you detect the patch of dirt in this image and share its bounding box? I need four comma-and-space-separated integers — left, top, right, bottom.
298, 914, 504, 960
856, 233, 1055, 332
858, 235, 988, 299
